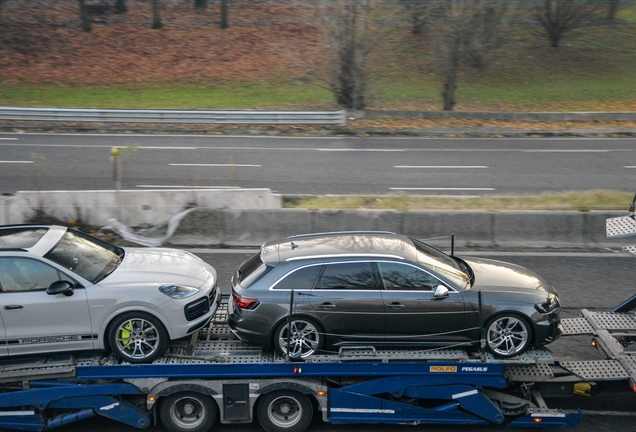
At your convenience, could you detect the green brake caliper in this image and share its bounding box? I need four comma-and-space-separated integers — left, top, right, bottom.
120, 322, 133, 350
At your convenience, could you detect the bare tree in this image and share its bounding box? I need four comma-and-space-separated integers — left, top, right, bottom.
78, 0, 92, 32
401, 0, 430, 34
151, 0, 162, 29
221, 0, 229, 29
195, 0, 208, 8
428, 0, 510, 110
114, 0, 127, 13
536, 0, 601, 47
321, 0, 374, 110
607, 0, 620, 20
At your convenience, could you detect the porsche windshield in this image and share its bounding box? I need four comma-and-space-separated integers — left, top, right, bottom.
44, 229, 124, 283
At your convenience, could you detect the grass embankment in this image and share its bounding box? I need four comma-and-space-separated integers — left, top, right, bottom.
0, 2, 635, 111
285, 191, 634, 211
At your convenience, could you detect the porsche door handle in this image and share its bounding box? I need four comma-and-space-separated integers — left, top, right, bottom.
4, 305, 23, 310
387, 302, 404, 309
318, 303, 336, 310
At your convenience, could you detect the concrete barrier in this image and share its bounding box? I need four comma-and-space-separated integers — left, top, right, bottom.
2, 191, 632, 248
167, 208, 636, 249
2, 189, 282, 227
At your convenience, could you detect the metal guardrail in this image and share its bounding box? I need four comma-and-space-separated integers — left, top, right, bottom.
349, 110, 636, 122
0, 107, 347, 126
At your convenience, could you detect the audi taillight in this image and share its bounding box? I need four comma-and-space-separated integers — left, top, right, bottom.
232, 292, 259, 310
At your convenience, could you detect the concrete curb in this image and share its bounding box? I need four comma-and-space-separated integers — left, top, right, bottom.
167, 208, 633, 249
1, 124, 635, 138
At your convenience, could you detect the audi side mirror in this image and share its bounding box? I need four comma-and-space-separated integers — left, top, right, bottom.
47, 281, 74, 297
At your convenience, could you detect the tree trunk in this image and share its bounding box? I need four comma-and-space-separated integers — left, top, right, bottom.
442, 41, 460, 111
549, 28, 561, 47
608, 0, 620, 20
114, 0, 127, 13
151, 0, 162, 29
78, 0, 91, 32
195, 0, 207, 9
220, 0, 229, 29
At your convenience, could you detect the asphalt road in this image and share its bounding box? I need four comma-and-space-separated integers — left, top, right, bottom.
2, 133, 636, 195
30, 250, 636, 432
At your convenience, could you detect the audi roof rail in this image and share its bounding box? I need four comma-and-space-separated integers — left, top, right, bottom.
287, 231, 397, 240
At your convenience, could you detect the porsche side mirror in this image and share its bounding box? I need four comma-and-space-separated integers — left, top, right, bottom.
433, 285, 449, 298
47, 280, 74, 297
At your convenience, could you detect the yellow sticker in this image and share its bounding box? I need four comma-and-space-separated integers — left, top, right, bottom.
430, 366, 457, 373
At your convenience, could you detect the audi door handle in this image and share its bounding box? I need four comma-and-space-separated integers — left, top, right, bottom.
388, 302, 404, 309
319, 303, 336, 310
4, 305, 23, 310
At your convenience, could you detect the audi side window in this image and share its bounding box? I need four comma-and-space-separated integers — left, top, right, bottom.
273, 265, 322, 290
315, 262, 375, 290
378, 262, 440, 291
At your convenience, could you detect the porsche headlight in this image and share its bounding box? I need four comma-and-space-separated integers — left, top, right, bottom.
159, 284, 200, 299
535, 293, 560, 314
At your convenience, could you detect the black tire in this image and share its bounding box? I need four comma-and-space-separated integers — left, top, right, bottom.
160, 392, 217, 432
107, 311, 168, 364
484, 313, 533, 358
257, 390, 313, 432
274, 317, 323, 359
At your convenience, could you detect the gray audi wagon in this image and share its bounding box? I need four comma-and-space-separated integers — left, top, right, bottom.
228, 231, 562, 359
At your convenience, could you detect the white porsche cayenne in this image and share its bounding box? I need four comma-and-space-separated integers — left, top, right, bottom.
0, 225, 219, 363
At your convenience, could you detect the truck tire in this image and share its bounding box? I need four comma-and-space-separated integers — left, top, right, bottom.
160, 392, 217, 432
257, 390, 313, 432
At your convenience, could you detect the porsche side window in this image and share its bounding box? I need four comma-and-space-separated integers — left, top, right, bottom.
378, 262, 440, 291
273, 265, 322, 290
0, 257, 76, 293
315, 262, 375, 290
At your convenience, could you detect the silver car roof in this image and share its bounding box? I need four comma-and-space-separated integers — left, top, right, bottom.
260, 232, 417, 266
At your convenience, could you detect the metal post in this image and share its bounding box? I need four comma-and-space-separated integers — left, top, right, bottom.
285, 289, 295, 362
112, 147, 122, 221
451, 233, 455, 256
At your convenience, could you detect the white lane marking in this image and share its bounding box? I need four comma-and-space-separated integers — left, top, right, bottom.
131, 146, 197, 150
522, 149, 609, 153
0, 160, 33, 164
394, 165, 488, 169
169, 163, 261, 167
624, 166, 636, 168
136, 185, 241, 189
0, 138, 18, 140
318, 148, 405, 152
389, 187, 495, 191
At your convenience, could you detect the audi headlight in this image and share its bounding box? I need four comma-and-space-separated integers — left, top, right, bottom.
159, 285, 200, 299
535, 293, 560, 314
